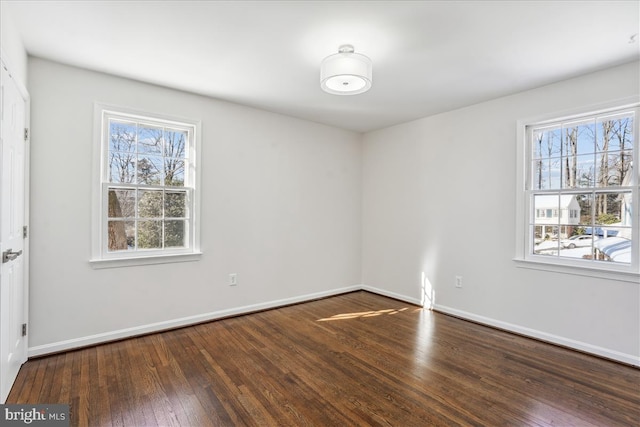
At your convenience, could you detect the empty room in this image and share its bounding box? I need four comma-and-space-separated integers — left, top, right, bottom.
0, 1, 639, 426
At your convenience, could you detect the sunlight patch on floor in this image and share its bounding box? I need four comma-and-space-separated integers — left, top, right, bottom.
317, 307, 410, 322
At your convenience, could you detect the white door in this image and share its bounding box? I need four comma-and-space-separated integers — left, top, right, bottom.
0, 60, 28, 403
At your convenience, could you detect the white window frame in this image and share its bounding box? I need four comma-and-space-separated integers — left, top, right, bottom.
514, 98, 639, 282
90, 103, 201, 269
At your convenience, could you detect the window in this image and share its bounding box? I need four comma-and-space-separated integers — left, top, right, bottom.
517, 102, 639, 279
91, 105, 201, 267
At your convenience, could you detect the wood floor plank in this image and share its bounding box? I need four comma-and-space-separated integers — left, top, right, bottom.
7, 291, 640, 426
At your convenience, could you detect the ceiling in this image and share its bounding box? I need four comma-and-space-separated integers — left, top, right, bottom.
5, 1, 640, 133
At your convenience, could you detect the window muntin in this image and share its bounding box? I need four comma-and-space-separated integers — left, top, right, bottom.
526, 107, 637, 270
98, 110, 197, 259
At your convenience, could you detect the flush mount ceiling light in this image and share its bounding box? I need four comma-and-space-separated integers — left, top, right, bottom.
320, 44, 372, 95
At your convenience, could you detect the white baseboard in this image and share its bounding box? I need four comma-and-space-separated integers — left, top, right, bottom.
28, 285, 362, 357
433, 304, 640, 367
360, 285, 423, 306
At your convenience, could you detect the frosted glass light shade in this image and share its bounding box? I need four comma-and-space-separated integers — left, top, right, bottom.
320, 45, 372, 95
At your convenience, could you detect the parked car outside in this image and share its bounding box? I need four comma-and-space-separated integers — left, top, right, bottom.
560, 234, 599, 249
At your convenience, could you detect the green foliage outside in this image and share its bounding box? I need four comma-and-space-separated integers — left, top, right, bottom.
596, 213, 619, 225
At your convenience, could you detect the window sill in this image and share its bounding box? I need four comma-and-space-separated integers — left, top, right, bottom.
90, 251, 202, 269
513, 257, 639, 283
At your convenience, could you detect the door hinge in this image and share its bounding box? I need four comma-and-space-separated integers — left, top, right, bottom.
23, 225, 28, 238
24, 128, 29, 141
22, 323, 27, 337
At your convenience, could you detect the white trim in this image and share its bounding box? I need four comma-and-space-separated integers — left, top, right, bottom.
28, 285, 362, 357
0, 54, 31, 403
89, 251, 202, 269
433, 304, 640, 367
516, 96, 640, 129
513, 257, 639, 283
0, 52, 30, 396
22, 74, 30, 372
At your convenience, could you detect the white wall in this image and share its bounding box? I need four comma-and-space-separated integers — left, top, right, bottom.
362, 61, 640, 365
28, 58, 362, 354
0, 2, 27, 85
26, 54, 640, 365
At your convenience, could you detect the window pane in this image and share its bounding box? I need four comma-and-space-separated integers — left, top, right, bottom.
533, 225, 545, 244
594, 235, 632, 264
575, 193, 594, 226
596, 151, 632, 187
138, 220, 162, 249
590, 192, 632, 264
109, 151, 136, 183
597, 114, 634, 152
533, 194, 559, 225
558, 232, 596, 261
575, 155, 596, 187
108, 188, 135, 218
563, 154, 594, 188
138, 190, 163, 218
532, 158, 562, 190
137, 155, 163, 185
165, 191, 186, 218
108, 220, 135, 252
164, 129, 187, 159
532, 127, 561, 159
533, 225, 560, 256
109, 121, 136, 153
532, 195, 560, 255
596, 152, 622, 187
137, 126, 163, 155
567, 120, 595, 156
164, 220, 186, 248
594, 192, 628, 225
557, 196, 581, 238
164, 158, 185, 186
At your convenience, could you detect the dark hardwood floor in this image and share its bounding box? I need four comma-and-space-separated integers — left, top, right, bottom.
7, 291, 640, 426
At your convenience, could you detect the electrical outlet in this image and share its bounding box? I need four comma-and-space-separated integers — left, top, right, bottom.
455, 276, 463, 288
229, 273, 238, 286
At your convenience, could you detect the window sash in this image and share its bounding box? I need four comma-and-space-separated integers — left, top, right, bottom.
521, 105, 639, 275
102, 183, 193, 254
94, 106, 199, 261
